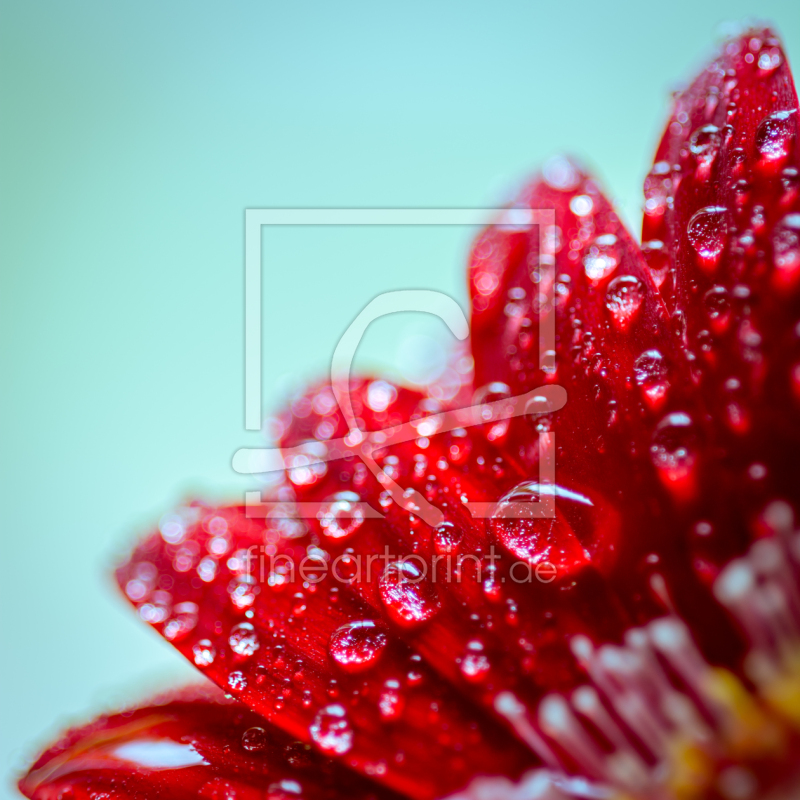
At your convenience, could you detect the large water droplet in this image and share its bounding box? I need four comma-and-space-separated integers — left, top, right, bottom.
583, 234, 619, 281
633, 350, 669, 410
242, 726, 268, 752
687, 206, 727, 270
329, 621, 388, 672
459, 640, 491, 682
378, 679, 404, 720
641, 240, 670, 288
192, 639, 216, 667
472, 382, 513, 443
605, 275, 645, 329
229, 622, 260, 657
689, 124, 721, 176
163, 602, 198, 642
703, 285, 731, 332
755, 109, 797, 167
433, 521, 464, 555
773, 213, 800, 287
309, 704, 353, 755
650, 412, 698, 498
318, 492, 365, 540
267, 779, 303, 800
490, 482, 591, 573
379, 560, 440, 627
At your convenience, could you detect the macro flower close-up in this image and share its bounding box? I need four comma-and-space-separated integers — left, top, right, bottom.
5, 7, 800, 800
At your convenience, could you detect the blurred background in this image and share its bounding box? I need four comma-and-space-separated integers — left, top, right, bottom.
2, 0, 799, 795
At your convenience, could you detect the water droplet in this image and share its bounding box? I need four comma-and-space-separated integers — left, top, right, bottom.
228, 574, 259, 610
459, 640, 491, 682
472, 382, 513, 443
758, 47, 782, 72
583, 234, 619, 281
569, 194, 593, 217
329, 621, 388, 672
687, 206, 727, 270
229, 622, 260, 657
366, 380, 398, 412
192, 639, 216, 667
650, 413, 698, 499
634, 350, 669, 410
642, 240, 670, 288
163, 602, 198, 642
490, 482, 591, 572
378, 679, 404, 720
241, 726, 268, 752
689, 124, 721, 177
309, 704, 353, 755
703, 285, 731, 332
267, 779, 303, 800
755, 109, 797, 167
605, 275, 645, 329
773, 213, 800, 287
433, 521, 463, 555
318, 492, 365, 540
228, 671, 247, 691
379, 560, 440, 627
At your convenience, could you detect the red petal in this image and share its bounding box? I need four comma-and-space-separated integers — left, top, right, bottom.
643, 28, 800, 568
115, 503, 532, 799
19, 684, 397, 800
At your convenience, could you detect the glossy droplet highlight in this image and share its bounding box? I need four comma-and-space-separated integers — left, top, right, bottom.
318, 492, 365, 540
642, 240, 670, 288
379, 560, 440, 627
309, 704, 353, 755
773, 213, 800, 287
689, 124, 721, 175
687, 207, 727, 270
241, 726, 268, 752
605, 275, 645, 329
472, 382, 513, 443
755, 109, 797, 168
634, 350, 669, 410
583, 234, 619, 281
490, 482, 591, 575
329, 621, 388, 672
192, 639, 216, 667
433, 521, 464, 555
229, 622, 260, 657
650, 412, 698, 499
460, 640, 491, 682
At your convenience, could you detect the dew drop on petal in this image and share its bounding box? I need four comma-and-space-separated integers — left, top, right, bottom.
583, 234, 619, 281
228, 671, 247, 691
687, 206, 727, 270
634, 350, 669, 410
650, 412, 698, 499
329, 620, 388, 672
773, 213, 800, 287
689, 124, 721, 174
192, 639, 216, 667
163, 602, 199, 642
318, 492, 365, 540
755, 109, 797, 167
472, 382, 513, 443
605, 275, 645, 329
433, 521, 464, 555
241, 726, 268, 752
378, 679, 404, 720
309, 704, 353, 755
641, 239, 670, 288
379, 560, 440, 627
703, 285, 731, 330
229, 622, 260, 657
460, 640, 491, 682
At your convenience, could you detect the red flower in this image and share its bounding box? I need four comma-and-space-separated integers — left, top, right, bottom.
20, 26, 800, 800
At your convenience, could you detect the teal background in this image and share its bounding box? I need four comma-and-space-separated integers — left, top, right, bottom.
1, 1, 798, 794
